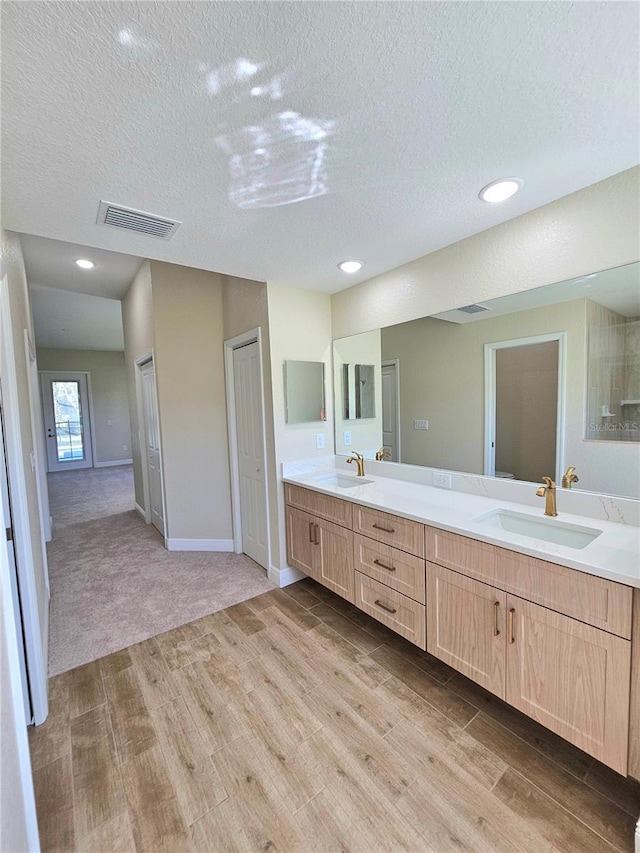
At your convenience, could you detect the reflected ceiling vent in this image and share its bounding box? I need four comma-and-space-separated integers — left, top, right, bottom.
458, 303, 490, 315
97, 201, 182, 240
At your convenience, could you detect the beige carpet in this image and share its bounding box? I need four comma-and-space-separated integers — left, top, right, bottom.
46, 465, 275, 675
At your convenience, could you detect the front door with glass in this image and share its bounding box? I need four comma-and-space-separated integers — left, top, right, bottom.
40, 372, 94, 472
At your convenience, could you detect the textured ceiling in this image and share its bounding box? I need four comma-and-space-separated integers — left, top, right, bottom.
21, 234, 143, 300
30, 285, 125, 351
2, 1, 638, 294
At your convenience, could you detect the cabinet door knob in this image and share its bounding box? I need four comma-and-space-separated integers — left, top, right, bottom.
508, 607, 516, 644
493, 600, 500, 637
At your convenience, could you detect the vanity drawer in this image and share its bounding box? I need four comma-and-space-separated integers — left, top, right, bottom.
354, 534, 425, 603
425, 526, 633, 639
355, 572, 426, 649
285, 484, 353, 528
353, 506, 425, 557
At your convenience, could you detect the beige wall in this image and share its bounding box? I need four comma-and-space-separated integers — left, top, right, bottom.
36, 348, 131, 465
332, 167, 640, 338
222, 275, 280, 568
122, 261, 154, 508
333, 329, 382, 457
1, 231, 48, 657
150, 261, 232, 542
267, 283, 333, 571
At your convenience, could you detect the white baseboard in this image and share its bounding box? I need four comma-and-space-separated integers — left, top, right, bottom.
134, 502, 147, 521
94, 459, 133, 468
268, 564, 306, 588
165, 538, 234, 552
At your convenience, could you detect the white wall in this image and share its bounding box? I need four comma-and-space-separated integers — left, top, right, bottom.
332, 166, 640, 338
267, 283, 333, 574
36, 348, 132, 465
333, 329, 382, 457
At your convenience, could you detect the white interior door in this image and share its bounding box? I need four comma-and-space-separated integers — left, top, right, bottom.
382, 361, 400, 462
140, 361, 164, 536
40, 371, 93, 472
233, 342, 269, 569
0, 394, 32, 723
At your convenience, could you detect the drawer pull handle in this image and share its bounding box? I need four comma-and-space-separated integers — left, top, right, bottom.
314, 524, 320, 545
508, 607, 515, 644
372, 524, 395, 533
374, 599, 397, 615
309, 522, 314, 543
493, 600, 500, 637
373, 558, 396, 572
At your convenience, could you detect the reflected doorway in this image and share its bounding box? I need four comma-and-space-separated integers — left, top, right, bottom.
40, 371, 94, 472
381, 360, 400, 462
484, 334, 565, 484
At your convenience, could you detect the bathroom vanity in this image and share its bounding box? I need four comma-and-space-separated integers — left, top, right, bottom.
283, 470, 640, 778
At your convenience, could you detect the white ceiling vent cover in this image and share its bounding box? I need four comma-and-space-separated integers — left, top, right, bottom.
97, 201, 182, 240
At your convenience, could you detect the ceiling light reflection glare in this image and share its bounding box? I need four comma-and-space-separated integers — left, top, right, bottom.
75, 259, 95, 270
479, 178, 523, 203
338, 260, 363, 274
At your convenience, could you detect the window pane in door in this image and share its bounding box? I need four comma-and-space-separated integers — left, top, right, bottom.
52, 381, 85, 461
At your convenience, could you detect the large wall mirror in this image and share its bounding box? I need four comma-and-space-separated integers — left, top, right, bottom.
332, 262, 640, 499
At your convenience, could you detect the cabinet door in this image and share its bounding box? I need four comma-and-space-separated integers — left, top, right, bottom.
506, 595, 631, 774
316, 517, 355, 603
286, 506, 319, 579
426, 563, 506, 699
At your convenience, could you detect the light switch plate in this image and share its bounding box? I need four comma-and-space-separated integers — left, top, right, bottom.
344, 430, 352, 446
316, 433, 325, 450
414, 419, 429, 430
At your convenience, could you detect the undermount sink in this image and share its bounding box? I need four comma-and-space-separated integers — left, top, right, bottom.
311, 473, 374, 489
473, 508, 602, 550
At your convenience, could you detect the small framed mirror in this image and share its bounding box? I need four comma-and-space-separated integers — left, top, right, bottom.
284, 360, 326, 424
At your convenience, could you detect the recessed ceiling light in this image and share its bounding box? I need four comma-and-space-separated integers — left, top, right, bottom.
478, 178, 523, 203
338, 260, 364, 274
75, 259, 95, 269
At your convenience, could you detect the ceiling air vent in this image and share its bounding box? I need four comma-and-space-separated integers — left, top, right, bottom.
97, 201, 182, 240
458, 303, 490, 315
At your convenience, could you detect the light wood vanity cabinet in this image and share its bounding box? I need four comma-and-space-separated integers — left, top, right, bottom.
285, 503, 355, 602
426, 527, 633, 774
285, 483, 636, 775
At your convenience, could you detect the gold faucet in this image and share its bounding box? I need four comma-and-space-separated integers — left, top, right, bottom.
346, 452, 365, 477
375, 447, 392, 462
535, 476, 558, 517
562, 466, 579, 489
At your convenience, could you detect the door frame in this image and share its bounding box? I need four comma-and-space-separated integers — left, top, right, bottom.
135, 351, 167, 533
25, 330, 52, 543
39, 369, 97, 472
381, 358, 401, 462
484, 332, 566, 483
0, 274, 48, 725
224, 329, 271, 568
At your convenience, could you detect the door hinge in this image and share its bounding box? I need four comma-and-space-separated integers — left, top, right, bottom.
6, 526, 13, 541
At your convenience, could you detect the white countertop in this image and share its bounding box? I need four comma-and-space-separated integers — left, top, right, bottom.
283, 469, 640, 588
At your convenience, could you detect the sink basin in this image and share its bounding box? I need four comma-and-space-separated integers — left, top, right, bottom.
311, 473, 374, 489
473, 509, 602, 550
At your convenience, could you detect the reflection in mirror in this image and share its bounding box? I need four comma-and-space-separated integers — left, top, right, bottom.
333, 331, 382, 455
284, 361, 326, 424
343, 363, 376, 419
332, 262, 640, 499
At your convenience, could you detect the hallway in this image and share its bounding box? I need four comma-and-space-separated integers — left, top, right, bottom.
46, 466, 274, 675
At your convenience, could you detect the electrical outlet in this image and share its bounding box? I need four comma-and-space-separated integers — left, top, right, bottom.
344, 430, 352, 446
107, 419, 112, 426
122, 445, 128, 451
316, 433, 325, 450
433, 472, 452, 489
414, 419, 429, 430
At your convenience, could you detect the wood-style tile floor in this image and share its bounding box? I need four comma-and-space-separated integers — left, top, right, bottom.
30, 578, 640, 852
